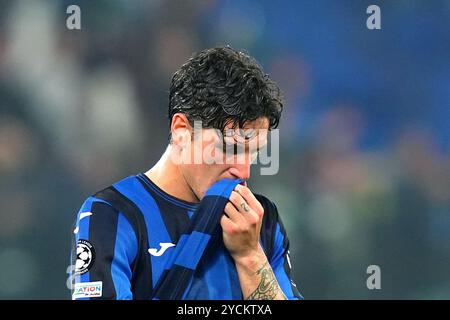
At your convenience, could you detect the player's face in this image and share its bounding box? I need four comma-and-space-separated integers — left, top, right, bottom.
181, 117, 269, 200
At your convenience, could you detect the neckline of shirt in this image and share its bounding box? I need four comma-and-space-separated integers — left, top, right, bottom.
136, 173, 198, 211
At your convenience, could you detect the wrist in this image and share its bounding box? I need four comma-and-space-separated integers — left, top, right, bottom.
232, 245, 267, 273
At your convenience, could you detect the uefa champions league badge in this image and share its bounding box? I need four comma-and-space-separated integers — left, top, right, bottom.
75, 239, 96, 275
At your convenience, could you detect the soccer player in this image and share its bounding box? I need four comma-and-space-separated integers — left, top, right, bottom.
70, 46, 302, 300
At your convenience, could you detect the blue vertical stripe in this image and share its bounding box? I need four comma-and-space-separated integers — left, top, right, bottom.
111, 213, 137, 300
76, 198, 95, 285
113, 176, 172, 286
72, 197, 95, 300
202, 247, 239, 299
174, 232, 211, 269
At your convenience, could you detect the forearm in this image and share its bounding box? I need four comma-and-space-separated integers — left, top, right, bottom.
234, 245, 287, 300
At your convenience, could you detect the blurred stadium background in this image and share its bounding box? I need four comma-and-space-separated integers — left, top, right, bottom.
0, 0, 449, 299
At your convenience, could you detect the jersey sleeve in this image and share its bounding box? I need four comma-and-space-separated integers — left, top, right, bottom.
270, 214, 303, 300
258, 195, 303, 300
70, 197, 138, 300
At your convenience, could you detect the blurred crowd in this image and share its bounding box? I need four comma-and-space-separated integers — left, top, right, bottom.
0, 0, 449, 299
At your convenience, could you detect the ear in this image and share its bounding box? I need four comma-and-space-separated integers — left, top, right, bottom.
171, 113, 192, 147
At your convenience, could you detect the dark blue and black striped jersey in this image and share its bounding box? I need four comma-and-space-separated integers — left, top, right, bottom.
70, 173, 302, 300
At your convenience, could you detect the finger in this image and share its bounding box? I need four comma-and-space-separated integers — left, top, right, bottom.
224, 201, 246, 225
220, 214, 238, 234
228, 191, 249, 214
228, 191, 259, 226
234, 184, 264, 217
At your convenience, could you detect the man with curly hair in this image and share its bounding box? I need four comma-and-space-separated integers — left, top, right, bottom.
70, 46, 302, 300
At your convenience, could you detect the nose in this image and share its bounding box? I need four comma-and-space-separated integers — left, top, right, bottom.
229, 162, 251, 181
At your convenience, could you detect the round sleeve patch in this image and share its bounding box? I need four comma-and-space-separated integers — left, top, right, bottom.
75, 239, 96, 275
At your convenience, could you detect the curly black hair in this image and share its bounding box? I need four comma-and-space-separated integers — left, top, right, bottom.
168, 46, 283, 141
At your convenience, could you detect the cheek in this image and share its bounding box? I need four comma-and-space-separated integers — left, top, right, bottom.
194, 164, 227, 186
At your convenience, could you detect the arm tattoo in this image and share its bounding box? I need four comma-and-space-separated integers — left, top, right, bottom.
246, 261, 284, 300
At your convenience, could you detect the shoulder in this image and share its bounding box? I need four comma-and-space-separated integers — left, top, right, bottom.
89, 175, 144, 217
76, 179, 136, 229
75, 196, 121, 235
87, 177, 152, 239
78, 194, 118, 218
